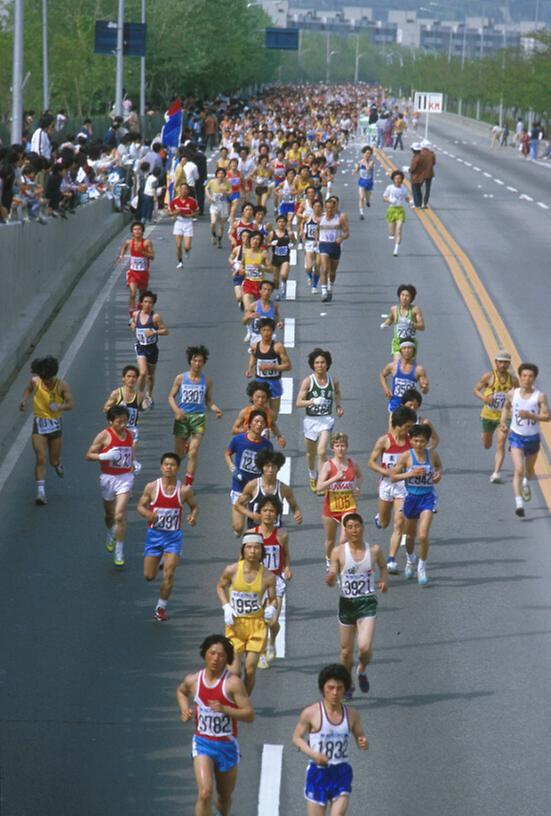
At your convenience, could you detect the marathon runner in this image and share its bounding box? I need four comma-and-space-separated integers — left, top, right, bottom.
231, 380, 286, 448
130, 290, 169, 409
234, 448, 302, 529
292, 663, 368, 814
245, 317, 291, 421
168, 345, 223, 486
117, 221, 154, 319
176, 634, 254, 816
216, 532, 277, 695
353, 145, 375, 219
103, 364, 144, 466
380, 340, 429, 420
319, 196, 349, 303
137, 452, 198, 621
326, 513, 388, 697
169, 181, 199, 269
19, 355, 73, 506
225, 410, 273, 537
383, 170, 412, 257
317, 433, 362, 564
380, 284, 425, 359
205, 167, 231, 248
473, 350, 518, 484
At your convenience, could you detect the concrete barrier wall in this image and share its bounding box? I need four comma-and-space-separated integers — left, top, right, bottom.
0, 199, 127, 396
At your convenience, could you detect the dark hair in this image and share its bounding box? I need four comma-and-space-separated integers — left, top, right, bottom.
241, 201, 254, 213
255, 449, 285, 471
248, 409, 267, 426
160, 451, 182, 465
122, 365, 139, 377
31, 355, 59, 380
215, 166, 227, 175
247, 381, 271, 400
256, 493, 283, 516
131, 221, 145, 232
408, 423, 432, 440
397, 284, 417, 301
518, 362, 539, 377
186, 345, 209, 364
258, 317, 275, 332
343, 512, 364, 527
401, 388, 422, 407
200, 634, 234, 664
308, 348, 332, 370
240, 536, 266, 561
391, 170, 404, 181
254, 205, 267, 215
391, 406, 417, 428
141, 290, 157, 303
107, 405, 129, 422
318, 663, 352, 693
260, 279, 274, 290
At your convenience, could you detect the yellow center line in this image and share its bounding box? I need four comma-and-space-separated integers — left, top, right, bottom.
375, 148, 551, 511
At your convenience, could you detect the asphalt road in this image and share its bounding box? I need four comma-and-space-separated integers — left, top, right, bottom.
1, 112, 550, 816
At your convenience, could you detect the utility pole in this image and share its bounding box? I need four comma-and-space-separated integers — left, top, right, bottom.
42, 0, 49, 111
140, 0, 146, 116
114, 0, 125, 117
11, 0, 24, 143
325, 31, 330, 83
354, 34, 360, 82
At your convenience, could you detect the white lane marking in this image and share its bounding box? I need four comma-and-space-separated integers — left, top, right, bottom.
464, 161, 472, 167
483, 172, 492, 178
443, 150, 449, 155
506, 186, 518, 192
258, 744, 283, 816
285, 280, 297, 301
278, 456, 291, 516
280, 377, 294, 415
448, 153, 455, 158
275, 594, 286, 658
473, 166, 481, 171
494, 178, 504, 185
283, 317, 295, 348
0, 224, 156, 497
537, 202, 550, 209
320, 312, 327, 317
289, 248, 297, 267
520, 194, 534, 201
456, 157, 464, 163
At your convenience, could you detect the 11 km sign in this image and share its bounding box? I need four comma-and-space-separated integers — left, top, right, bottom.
413, 91, 444, 140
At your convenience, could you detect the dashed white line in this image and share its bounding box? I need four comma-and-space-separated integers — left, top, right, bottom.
456, 158, 464, 163
494, 179, 504, 185
473, 166, 481, 171
506, 186, 518, 192
275, 594, 286, 657
283, 317, 295, 348
520, 194, 534, 201
483, 172, 492, 178
285, 280, 297, 301
258, 744, 283, 816
537, 201, 550, 209
280, 377, 294, 415
289, 248, 297, 267
464, 161, 472, 167
448, 153, 455, 158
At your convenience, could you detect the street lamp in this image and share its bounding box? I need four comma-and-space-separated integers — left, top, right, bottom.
354, 34, 367, 82
11, 0, 24, 143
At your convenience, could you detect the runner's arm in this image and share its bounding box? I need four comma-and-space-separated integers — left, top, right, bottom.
280, 483, 302, 524
224, 447, 237, 475
292, 706, 328, 765
182, 485, 198, 525
338, 213, 350, 242
264, 571, 277, 607
368, 434, 389, 477
431, 451, 443, 483
143, 239, 154, 260
19, 377, 36, 411
168, 375, 185, 420
421, 418, 440, 450
234, 483, 259, 522
117, 239, 129, 261
334, 377, 344, 417
102, 389, 119, 414
85, 430, 110, 460
349, 708, 369, 750
153, 313, 169, 336
270, 411, 286, 448
137, 482, 157, 523
473, 372, 493, 404
205, 377, 223, 418
413, 305, 425, 332
295, 376, 314, 409
380, 363, 393, 398
216, 565, 235, 606
275, 343, 291, 373
373, 544, 388, 593
500, 389, 514, 432
176, 673, 195, 722
381, 305, 396, 329
222, 675, 255, 723
534, 392, 550, 422
231, 409, 247, 435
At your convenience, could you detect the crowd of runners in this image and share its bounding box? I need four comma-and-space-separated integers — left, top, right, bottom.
17, 84, 549, 816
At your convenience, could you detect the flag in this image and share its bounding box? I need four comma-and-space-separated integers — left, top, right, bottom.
161, 98, 182, 148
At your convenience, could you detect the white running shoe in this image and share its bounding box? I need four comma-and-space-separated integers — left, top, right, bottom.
490, 472, 503, 484
522, 479, 531, 502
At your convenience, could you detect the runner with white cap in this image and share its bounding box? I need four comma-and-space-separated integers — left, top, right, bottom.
473, 350, 518, 484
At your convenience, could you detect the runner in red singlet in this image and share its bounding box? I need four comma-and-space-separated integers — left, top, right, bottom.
117, 221, 154, 319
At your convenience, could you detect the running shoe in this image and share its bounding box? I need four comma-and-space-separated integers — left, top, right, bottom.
515, 506, 525, 518
404, 561, 416, 580
325, 556, 331, 573
359, 213, 365, 220
309, 477, 318, 494
212, 235, 217, 246
344, 685, 355, 702
154, 606, 169, 622
266, 644, 276, 662
142, 394, 153, 410
326, 292, 333, 302
373, 513, 382, 529
35, 494, 47, 506
54, 463, 64, 478
417, 568, 429, 587
357, 670, 370, 694
113, 544, 125, 568
522, 480, 532, 502
311, 286, 318, 294
176, 261, 183, 269
218, 239, 223, 249
387, 559, 399, 574
105, 532, 116, 553
490, 472, 503, 484
257, 654, 269, 670
393, 248, 399, 257
321, 292, 329, 303
133, 461, 142, 475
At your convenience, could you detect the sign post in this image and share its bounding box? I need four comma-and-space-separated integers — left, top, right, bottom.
413, 91, 443, 141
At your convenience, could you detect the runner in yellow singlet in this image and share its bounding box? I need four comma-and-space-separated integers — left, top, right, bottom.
241, 232, 268, 312
473, 350, 518, 484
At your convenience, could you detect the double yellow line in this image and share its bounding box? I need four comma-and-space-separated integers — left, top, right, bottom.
376, 148, 551, 512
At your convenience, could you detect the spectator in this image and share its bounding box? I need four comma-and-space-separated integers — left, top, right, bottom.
203, 109, 218, 150
410, 141, 436, 209
103, 116, 124, 148
529, 121, 543, 160
142, 166, 161, 222
392, 112, 407, 151
55, 109, 67, 133
30, 114, 55, 159
143, 141, 163, 173
512, 116, 524, 149
77, 119, 94, 142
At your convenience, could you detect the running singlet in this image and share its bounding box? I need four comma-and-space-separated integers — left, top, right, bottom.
100, 427, 134, 475
135, 311, 158, 346
254, 342, 281, 381
272, 233, 290, 259
230, 559, 265, 618
129, 239, 149, 273
251, 300, 275, 336
178, 372, 207, 414
339, 542, 374, 600
324, 460, 357, 516
170, 196, 197, 219
308, 702, 350, 766
249, 479, 284, 527
406, 449, 434, 494
306, 374, 334, 417
115, 388, 139, 430
148, 478, 183, 532
359, 162, 373, 182
257, 526, 284, 576
194, 669, 237, 741
509, 388, 541, 437
33, 377, 63, 435
234, 220, 254, 244
380, 433, 411, 484
319, 214, 341, 243
228, 433, 273, 493
394, 305, 416, 343
480, 371, 515, 422
304, 217, 318, 242
243, 248, 264, 282
391, 359, 417, 401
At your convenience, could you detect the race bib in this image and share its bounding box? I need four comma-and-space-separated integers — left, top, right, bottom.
130, 256, 147, 272
263, 544, 281, 572
110, 446, 133, 469
239, 449, 260, 474
319, 735, 349, 762
196, 704, 232, 738
341, 571, 373, 599
181, 385, 205, 405
136, 329, 156, 345
231, 590, 261, 616
153, 508, 180, 531
328, 490, 355, 514
36, 417, 61, 435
